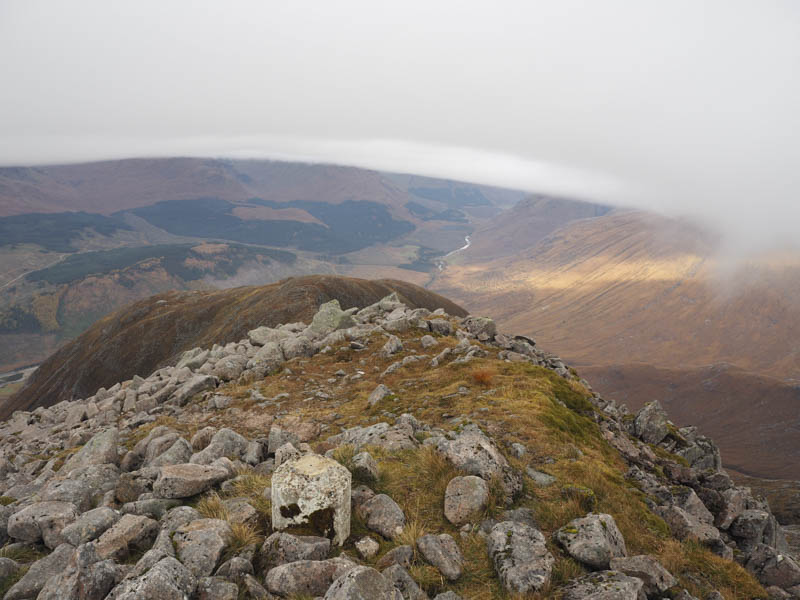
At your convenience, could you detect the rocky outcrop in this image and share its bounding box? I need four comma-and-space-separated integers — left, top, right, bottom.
0, 291, 791, 599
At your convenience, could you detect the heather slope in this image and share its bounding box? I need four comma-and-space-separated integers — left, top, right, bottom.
4, 276, 466, 417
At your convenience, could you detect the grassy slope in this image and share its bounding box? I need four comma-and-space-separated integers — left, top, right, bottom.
121, 324, 766, 599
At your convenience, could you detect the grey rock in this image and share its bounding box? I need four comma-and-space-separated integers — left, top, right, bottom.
526, 467, 556, 487
560, 570, 645, 599
3, 543, 75, 600
36, 544, 119, 600
121, 498, 181, 519
555, 513, 627, 569
435, 426, 521, 498
191, 428, 249, 465
417, 534, 464, 581
268, 426, 301, 455
170, 374, 217, 406
174, 518, 232, 577
106, 556, 197, 599
265, 557, 358, 597
428, 319, 453, 336
609, 555, 677, 596
432, 593, 461, 600
382, 335, 404, 357
7, 501, 78, 548
153, 463, 230, 498
376, 545, 414, 570
357, 493, 405, 539
259, 531, 331, 571
62, 428, 119, 471
324, 566, 402, 600
462, 316, 496, 341
444, 475, 489, 526
355, 536, 380, 560
95, 513, 158, 560
382, 564, 427, 600
41, 464, 120, 512
352, 451, 379, 482
368, 384, 394, 407
196, 577, 239, 600
61, 506, 120, 546
191, 427, 217, 452
274, 442, 302, 467
420, 335, 438, 349
633, 401, 670, 445
148, 438, 194, 467
280, 335, 315, 360
309, 300, 356, 338
487, 521, 554, 593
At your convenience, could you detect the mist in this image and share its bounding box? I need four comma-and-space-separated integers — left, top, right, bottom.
1, 0, 799, 254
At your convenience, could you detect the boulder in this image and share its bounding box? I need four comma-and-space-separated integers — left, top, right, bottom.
61, 506, 120, 546
174, 518, 232, 577
106, 556, 197, 599
382, 335, 404, 357
368, 384, 394, 407
170, 374, 217, 406
62, 428, 119, 471
417, 534, 464, 581
560, 571, 645, 600
376, 545, 414, 570
7, 501, 78, 548
259, 531, 331, 570
487, 521, 554, 594
265, 557, 357, 597
462, 316, 496, 341
357, 493, 406, 539
271, 454, 352, 546
435, 425, 521, 498
609, 555, 677, 597
196, 577, 240, 600
382, 564, 426, 600
309, 300, 356, 338
444, 475, 489, 526
555, 513, 627, 569
153, 463, 230, 498
356, 536, 380, 560
324, 566, 402, 600
36, 544, 120, 600
3, 543, 75, 600
352, 451, 380, 482
191, 428, 249, 465
42, 463, 120, 512
95, 513, 159, 560
633, 401, 670, 445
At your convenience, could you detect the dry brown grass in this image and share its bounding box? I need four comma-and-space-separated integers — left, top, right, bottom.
470, 367, 497, 387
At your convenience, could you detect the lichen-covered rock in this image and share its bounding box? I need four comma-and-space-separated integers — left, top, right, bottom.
382, 564, 426, 600
259, 531, 331, 570
174, 518, 232, 577
95, 513, 158, 560
487, 521, 554, 593
7, 501, 78, 548
462, 316, 496, 341
61, 506, 120, 546
106, 556, 197, 599
444, 475, 489, 526
352, 451, 380, 482
265, 557, 358, 597
196, 577, 239, 600
190, 428, 249, 465
153, 463, 230, 498
560, 570, 645, 599
62, 428, 120, 471
555, 513, 627, 569
41, 463, 121, 512
309, 300, 356, 338
3, 543, 75, 600
271, 454, 351, 546
417, 533, 464, 581
376, 545, 414, 570
435, 425, 521, 498
609, 555, 677, 596
633, 401, 670, 445
36, 543, 120, 600
368, 384, 394, 407
357, 493, 405, 539
324, 566, 402, 600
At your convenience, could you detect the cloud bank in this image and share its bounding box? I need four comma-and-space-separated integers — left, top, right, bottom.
1, 0, 799, 253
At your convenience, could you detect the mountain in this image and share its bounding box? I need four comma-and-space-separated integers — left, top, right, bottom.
0, 289, 789, 599
0, 158, 525, 375
4, 275, 466, 417
433, 205, 800, 480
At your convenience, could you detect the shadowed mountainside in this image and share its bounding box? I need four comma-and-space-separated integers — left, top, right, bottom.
5, 275, 466, 417
580, 363, 800, 480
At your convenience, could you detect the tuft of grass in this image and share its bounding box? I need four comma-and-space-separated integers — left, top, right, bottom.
195, 492, 229, 521
470, 367, 496, 387
0, 545, 44, 563
0, 497, 15, 506
0, 567, 28, 597
227, 521, 264, 557
658, 539, 767, 599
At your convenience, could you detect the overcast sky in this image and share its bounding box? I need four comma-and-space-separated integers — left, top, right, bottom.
1, 1, 798, 253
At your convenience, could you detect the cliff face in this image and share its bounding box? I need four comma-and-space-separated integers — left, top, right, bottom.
0, 289, 794, 599
5, 275, 467, 418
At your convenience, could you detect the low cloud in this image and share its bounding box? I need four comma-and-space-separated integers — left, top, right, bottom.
1, 0, 799, 254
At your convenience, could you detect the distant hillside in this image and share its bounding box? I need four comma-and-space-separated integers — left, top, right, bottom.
4, 275, 466, 416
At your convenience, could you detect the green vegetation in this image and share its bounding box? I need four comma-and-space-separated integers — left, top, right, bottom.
405, 201, 468, 222
408, 186, 491, 207
0, 212, 132, 251
129, 198, 414, 253
26, 243, 296, 285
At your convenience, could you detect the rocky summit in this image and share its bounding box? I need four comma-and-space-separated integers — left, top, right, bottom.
0, 292, 796, 599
